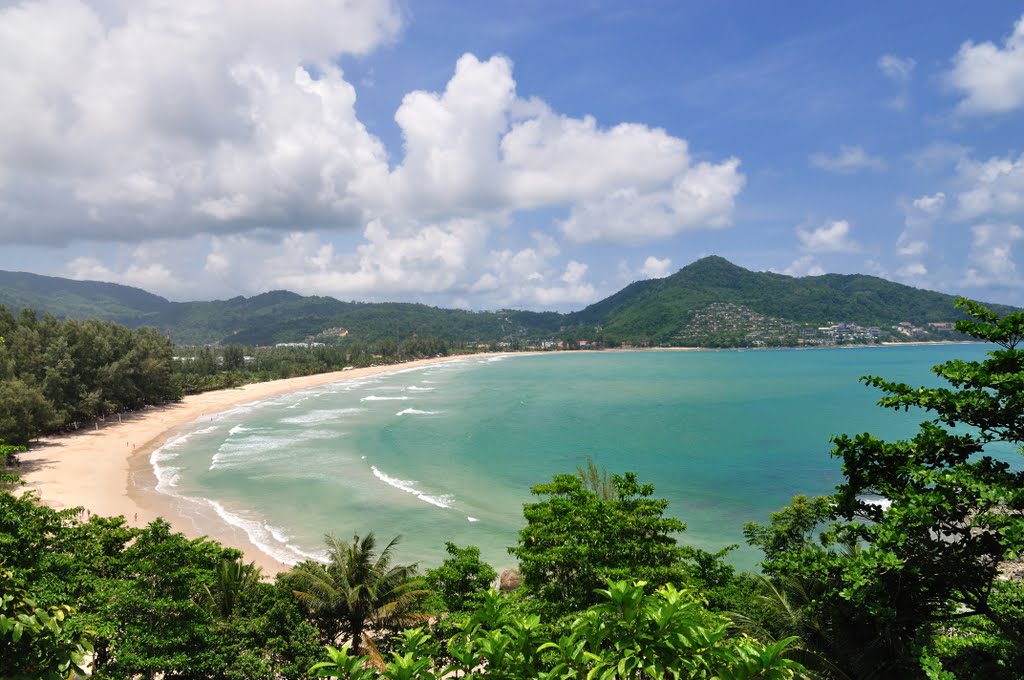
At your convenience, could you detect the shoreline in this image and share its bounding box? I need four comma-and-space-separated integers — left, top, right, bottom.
15, 342, 979, 576
18, 354, 474, 576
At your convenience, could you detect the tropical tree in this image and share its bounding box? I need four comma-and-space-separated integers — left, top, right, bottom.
423, 542, 496, 612
284, 533, 429, 656
508, 471, 688, 615
311, 580, 805, 679
204, 556, 262, 620
747, 299, 1024, 676
0, 568, 93, 680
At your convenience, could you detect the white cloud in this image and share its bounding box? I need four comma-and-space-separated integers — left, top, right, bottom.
796, 220, 859, 253
878, 54, 916, 82
779, 255, 825, 277
0, 3, 745, 313
897, 191, 945, 256
954, 152, 1024, 221
897, 262, 928, 278
962, 223, 1024, 287
878, 54, 915, 110
384, 52, 745, 243
0, 0, 401, 243
946, 14, 1024, 115
640, 256, 673, 279
471, 235, 598, 307
808, 145, 884, 173
557, 158, 744, 244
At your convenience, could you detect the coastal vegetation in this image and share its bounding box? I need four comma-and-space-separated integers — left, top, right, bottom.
0, 303, 451, 443
2, 257, 1013, 347
2, 300, 1023, 677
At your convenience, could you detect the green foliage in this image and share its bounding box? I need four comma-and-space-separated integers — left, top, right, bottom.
282, 533, 430, 655
312, 580, 805, 679
5, 257, 1009, 346
746, 299, 1024, 677
423, 542, 497, 612
0, 306, 180, 444
567, 255, 1015, 345
509, 472, 689, 615
0, 568, 93, 680
0, 490, 322, 679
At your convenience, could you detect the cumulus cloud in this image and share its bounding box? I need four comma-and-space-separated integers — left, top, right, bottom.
962, 223, 1024, 287
808, 145, 885, 173
1, 2, 744, 309
946, 14, 1024, 115
796, 220, 860, 253
640, 256, 673, 279
954, 152, 1024, 221
383, 52, 745, 243
779, 255, 825, 278
897, 262, 928, 278
897, 192, 945, 256
470, 234, 598, 308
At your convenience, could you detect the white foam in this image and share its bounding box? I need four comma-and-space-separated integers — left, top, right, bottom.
280, 407, 364, 425
467, 516, 479, 522
150, 425, 220, 490
863, 497, 891, 511
267, 524, 290, 543
360, 395, 411, 401
370, 466, 454, 509
406, 386, 435, 392
210, 434, 297, 469
228, 424, 251, 436
206, 499, 323, 565
396, 408, 441, 416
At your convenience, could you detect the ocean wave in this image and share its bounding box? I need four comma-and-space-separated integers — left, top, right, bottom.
396, 408, 441, 416
279, 407, 364, 425
370, 466, 454, 509
228, 424, 253, 436
406, 386, 435, 392
862, 497, 891, 511
206, 500, 325, 565
360, 395, 411, 401
467, 516, 479, 522
210, 434, 298, 470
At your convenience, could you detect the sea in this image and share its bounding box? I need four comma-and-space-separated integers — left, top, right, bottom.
150, 344, 1005, 573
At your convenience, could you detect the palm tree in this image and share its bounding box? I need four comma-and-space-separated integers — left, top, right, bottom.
283, 532, 429, 656
203, 557, 261, 620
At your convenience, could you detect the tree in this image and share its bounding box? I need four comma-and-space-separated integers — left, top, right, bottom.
748, 299, 1024, 676
283, 533, 429, 656
204, 556, 261, 620
0, 568, 93, 680
311, 581, 805, 679
222, 344, 246, 372
424, 542, 496, 612
508, 472, 688, 614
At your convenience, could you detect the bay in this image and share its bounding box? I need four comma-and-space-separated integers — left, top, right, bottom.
151, 344, 998, 572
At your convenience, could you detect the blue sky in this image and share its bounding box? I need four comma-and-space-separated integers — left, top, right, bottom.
1, 1, 1023, 310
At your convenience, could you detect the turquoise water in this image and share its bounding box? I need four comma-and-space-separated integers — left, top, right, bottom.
152, 344, 998, 572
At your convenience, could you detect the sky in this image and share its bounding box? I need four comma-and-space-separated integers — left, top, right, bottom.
1, 1, 1024, 311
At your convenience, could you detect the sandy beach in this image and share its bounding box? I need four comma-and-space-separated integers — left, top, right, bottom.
17, 355, 470, 576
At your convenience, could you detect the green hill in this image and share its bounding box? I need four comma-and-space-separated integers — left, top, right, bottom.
0, 257, 1015, 346
567, 256, 1017, 344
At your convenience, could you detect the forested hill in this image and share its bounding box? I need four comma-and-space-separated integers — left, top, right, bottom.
0, 257, 1015, 346
568, 256, 1018, 344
